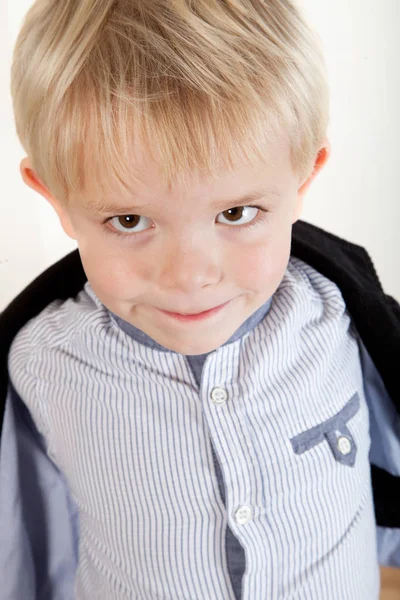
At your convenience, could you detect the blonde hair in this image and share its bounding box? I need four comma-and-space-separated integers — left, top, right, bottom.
11, 0, 329, 204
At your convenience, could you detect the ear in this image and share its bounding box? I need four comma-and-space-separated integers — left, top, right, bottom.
20, 158, 77, 240
292, 141, 331, 223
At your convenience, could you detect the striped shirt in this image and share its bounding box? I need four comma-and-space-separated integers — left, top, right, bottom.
8, 256, 380, 599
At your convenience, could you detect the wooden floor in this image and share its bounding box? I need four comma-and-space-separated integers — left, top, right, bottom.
380, 566, 400, 599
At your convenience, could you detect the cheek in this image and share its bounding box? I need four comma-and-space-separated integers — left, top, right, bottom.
233, 233, 291, 291
78, 245, 151, 300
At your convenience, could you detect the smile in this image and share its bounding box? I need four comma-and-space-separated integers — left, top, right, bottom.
157, 301, 231, 322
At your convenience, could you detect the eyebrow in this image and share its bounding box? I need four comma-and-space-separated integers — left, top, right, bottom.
84, 187, 281, 215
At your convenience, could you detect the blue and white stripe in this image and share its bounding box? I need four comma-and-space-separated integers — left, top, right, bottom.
8, 256, 380, 599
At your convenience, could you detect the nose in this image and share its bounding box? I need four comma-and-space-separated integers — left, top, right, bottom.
156, 238, 222, 294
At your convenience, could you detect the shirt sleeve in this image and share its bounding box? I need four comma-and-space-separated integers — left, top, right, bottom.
0, 382, 79, 599
357, 334, 400, 567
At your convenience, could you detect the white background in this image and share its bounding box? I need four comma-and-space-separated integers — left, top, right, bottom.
1, 0, 399, 310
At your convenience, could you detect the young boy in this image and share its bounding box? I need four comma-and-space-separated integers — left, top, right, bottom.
1, 0, 400, 598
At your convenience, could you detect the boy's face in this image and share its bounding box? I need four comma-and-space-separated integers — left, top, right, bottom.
21, 133, 329, 355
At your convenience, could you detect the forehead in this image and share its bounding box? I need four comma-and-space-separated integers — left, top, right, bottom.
79, 131, 295, 214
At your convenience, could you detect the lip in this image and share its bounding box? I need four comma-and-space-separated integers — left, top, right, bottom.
157, 300, 231, 322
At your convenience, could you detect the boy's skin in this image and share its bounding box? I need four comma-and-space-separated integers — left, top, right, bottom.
19, 131, 397, 596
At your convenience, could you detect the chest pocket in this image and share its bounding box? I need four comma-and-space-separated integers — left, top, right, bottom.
290, 392, 360, 467
275, 389, 375, 567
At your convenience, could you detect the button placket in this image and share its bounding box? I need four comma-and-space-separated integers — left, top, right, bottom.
201, 346, 258, 527
208, 384, 257, 528
207, 384, 255, 525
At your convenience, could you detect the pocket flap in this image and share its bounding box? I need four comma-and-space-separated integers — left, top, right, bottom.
290, 392, 360, 467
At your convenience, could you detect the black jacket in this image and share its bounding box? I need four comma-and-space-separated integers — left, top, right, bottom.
1, 219, 400, 527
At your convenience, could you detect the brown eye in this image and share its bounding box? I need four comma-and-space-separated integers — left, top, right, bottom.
222, 207, 244, 222
117, 215, 140, 229
216, 205, 259, 226
109, 214, 152, 235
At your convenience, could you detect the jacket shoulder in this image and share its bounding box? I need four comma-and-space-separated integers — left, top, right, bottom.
292, 220, 385, 293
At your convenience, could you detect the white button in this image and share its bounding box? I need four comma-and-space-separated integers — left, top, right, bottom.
337, 435, 352, 455
234, 505, 252, 525
210, 387, 228, 405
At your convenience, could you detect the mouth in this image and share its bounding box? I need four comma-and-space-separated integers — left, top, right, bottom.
157, 300, 231, 322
